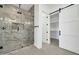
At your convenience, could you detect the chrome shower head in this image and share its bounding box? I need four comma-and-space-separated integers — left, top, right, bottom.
17, 4, 22, 14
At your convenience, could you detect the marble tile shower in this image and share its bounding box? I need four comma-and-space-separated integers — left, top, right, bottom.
0, 4, 34, 54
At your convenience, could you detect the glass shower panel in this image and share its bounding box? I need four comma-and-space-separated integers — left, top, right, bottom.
0, 5, 34, 54
0, 17, 34, 54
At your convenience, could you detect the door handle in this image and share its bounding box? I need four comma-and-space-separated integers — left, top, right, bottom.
34, 26, 39, 28
59, 30, 61, 36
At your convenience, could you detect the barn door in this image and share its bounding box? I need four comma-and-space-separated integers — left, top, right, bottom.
59, 5, 79, 54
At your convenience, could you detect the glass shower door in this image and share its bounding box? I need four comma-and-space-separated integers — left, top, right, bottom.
0, 4, 34, 54
0, 17, 22, 54
0, 16, 34, 54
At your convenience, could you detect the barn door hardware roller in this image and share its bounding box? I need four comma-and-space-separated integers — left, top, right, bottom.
50, 4, 74, 15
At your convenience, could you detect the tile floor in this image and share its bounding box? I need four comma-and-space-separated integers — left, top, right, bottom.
5, 39, 78, 55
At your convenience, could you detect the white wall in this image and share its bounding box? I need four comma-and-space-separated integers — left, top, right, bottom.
39, 4, 69, 14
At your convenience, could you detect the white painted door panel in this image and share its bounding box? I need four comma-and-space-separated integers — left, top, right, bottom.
60, 22, 79, 35
34, 5, 42, 49
59, 5, 79, 54
34, 27, 41, 48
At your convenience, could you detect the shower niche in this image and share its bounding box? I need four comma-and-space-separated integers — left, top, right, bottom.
0, 4, 34, 54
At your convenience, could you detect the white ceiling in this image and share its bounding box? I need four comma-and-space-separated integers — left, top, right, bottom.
40, 4, 69, 14
13, 4, 33, 11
